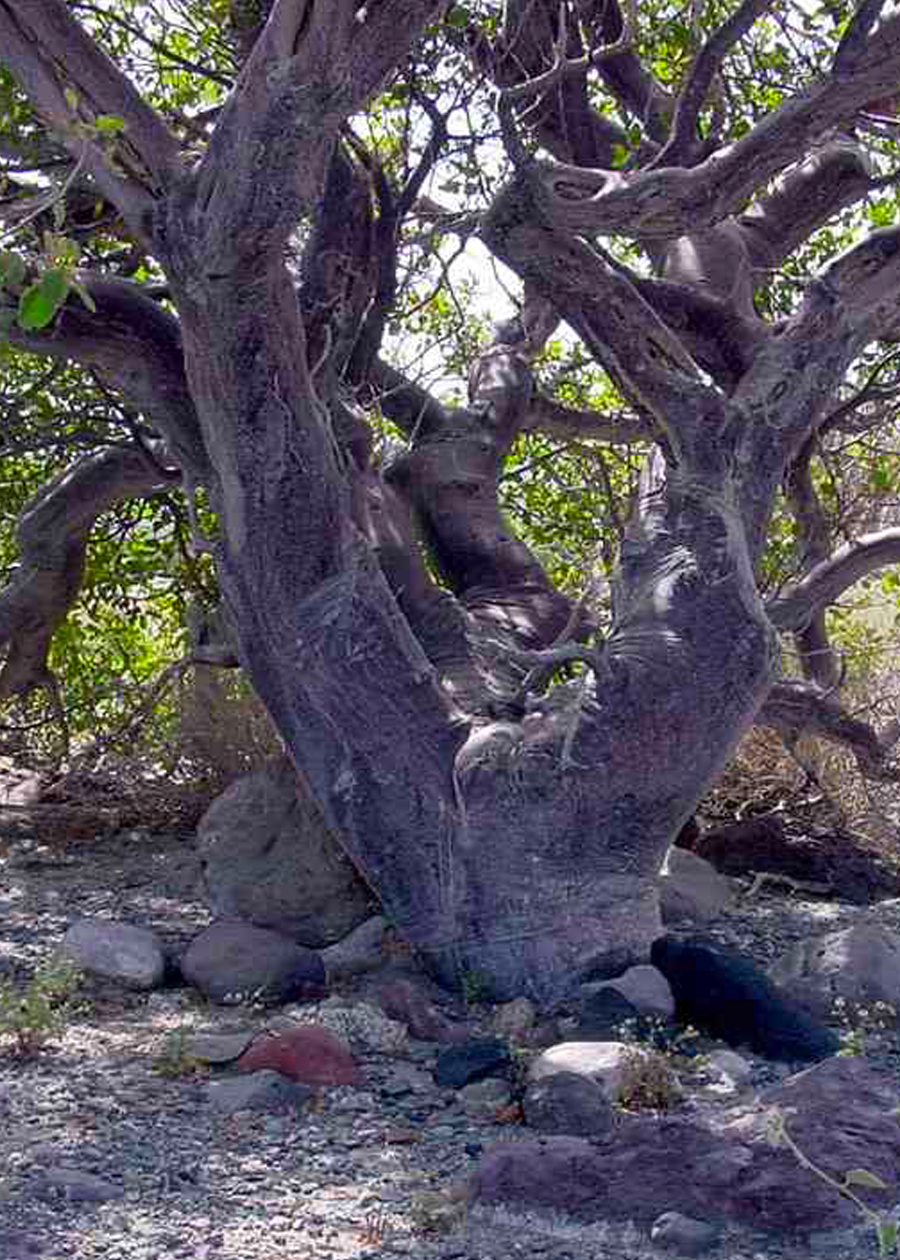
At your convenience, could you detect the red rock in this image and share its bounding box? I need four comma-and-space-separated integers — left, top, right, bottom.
236, 1024, 361, 1087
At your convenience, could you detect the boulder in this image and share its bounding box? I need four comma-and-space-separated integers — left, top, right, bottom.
433, 1039, 511, 1089
771, 922, 900, 1021
528, 1041, 635, 1101
197, 757, 372, 947
658, 847, 736, 924
182, 920, 325, 1005
596, 963, 675, 1020
679, 813, 900, 904
320, 915, 388, 979
469, 1056, 900, 1235
235, 1024, 360, 1086
61, 918, 165, 990
522, 1070, 615, 1137
206, 1070, 314, 1115
569, 987, 640, 1041
651, 935, 839, 1061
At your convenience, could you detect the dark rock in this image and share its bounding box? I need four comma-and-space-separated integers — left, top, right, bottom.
469, 1056, 900, 1235
206, 1069, 314, 1115
570, 987, 639, 1040
433, 1039, 511, 1089
678, 813, 900, 904
182, 919, 326, 1005
572, 987, 688, 1053
650, 934, 839, 1061
522, 1071, 615, 1137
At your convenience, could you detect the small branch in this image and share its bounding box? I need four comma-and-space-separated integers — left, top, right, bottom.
499, 0, 637, 106
652, 0, 778, 168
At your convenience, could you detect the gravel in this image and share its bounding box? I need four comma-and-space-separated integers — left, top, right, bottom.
2, 828, 900, 1260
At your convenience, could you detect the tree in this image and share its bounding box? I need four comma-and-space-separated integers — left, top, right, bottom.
1, 0, 900, 1001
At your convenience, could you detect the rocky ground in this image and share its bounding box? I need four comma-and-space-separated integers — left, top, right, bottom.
2, 825, 900, 1260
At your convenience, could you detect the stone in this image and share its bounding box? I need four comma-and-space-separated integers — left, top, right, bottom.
522, 1070, 615, 1137
196, 756, 372, 947
433, 1039, 511, 1089
458, 1077, 512, 1119
528, 1041, 635, 1101
206, 1070, 314, 1115
658, 846, 736, 924
704, 1049, 753, 1086
681, 813, 900, 904
651, 934, 840, 1061
320, 915, 388, 979
650, 1211, 720, 1255
469, 1056, 900, 1235
180, 1027, 256, 1064
771, 922, 900, 1021
182, 919, 326, 1005
370, 976, 469, 1043
235, 1024, 361, 1086
60, 918, 165, 990
570, 987, 640, 1041
490, 996, 536, 1041
42, 1169, 123, 1202
598, 963, 675, 1020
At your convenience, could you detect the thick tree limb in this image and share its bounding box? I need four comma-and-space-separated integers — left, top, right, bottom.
3, 278, 209, 482
513, 18, 900, 240
0, 447, 178, 707
766, 529, 900, 631
758, 678, 900, 781
181, 0, 447, 272
481, 197, 729, 466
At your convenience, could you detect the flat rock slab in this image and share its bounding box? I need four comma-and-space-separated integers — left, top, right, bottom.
470, 1055, 900, 1236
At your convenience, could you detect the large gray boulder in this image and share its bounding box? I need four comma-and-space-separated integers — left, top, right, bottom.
197, 757, 372, 947
181, 920, 326, 1005
470, 1055, 900, 1236
771, 921, 900, 1021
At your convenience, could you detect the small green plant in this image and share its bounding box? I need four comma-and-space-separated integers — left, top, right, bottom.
151, 1028, 208, 1079
615, 1043, 683, 1111
834, 996, 897, 1056
0, 955, 84, 1057
765, 1105, 899, 1257
459, 968, 490, 1008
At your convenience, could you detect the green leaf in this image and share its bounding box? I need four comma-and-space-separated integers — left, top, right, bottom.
0, 252, 26, 291
843, 1167, 889, 1191
876, 1218, 898, 1257
17, 269, 71, 330
95, 114, 126, 135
